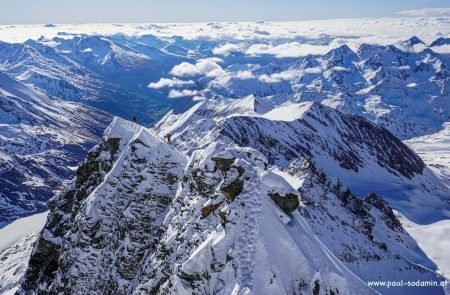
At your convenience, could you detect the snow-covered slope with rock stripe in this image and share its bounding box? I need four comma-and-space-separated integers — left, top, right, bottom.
0, 72, 110, 227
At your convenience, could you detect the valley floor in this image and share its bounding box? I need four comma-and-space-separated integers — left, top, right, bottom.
405, 123, 450, 187
396, 211, 450, 279
402, 123, 450, 280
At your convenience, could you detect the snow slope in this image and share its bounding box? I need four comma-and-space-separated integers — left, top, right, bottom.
0, 212, 48, 294
405, 123, 450, 186
397, 211, 450, 279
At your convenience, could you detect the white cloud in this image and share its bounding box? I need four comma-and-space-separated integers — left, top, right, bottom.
168, 89, 199, 98
259, 74, 281, 83
258, 70, 302, 83
170, 58, 227, 77
431, 44, 450, 54
304, 67, 322, 74
148, 78, 195, 89
170, 62, 199, 77
397, 8, 450, 17
394, 65, 411, 71
331, 66, 349, 72
246, 42, 330, 58
235, 70, 255, 80
213, 43, 242, 56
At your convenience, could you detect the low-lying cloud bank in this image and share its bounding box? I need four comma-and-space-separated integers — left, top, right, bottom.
397, 8, 450, 17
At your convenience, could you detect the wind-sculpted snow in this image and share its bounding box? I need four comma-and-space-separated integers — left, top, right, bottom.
19, 118, 448, 294
0, 73, 110, 226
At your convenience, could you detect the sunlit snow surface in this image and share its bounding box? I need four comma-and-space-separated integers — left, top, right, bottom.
405, 123, 450, 187
0, 212, 48, 293
396, 211, 450, 279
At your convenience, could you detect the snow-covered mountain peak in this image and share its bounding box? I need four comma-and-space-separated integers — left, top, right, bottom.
261, 101, 315, 121
17, 120, 448, 294
103, 116, 142, 143
430, 37, 450, 47
405, 36, 426, 47
154, 98, 448, 224
321, 44, 358, 69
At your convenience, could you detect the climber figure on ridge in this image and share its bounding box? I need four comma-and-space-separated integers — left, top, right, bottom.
165, 133, 172, 143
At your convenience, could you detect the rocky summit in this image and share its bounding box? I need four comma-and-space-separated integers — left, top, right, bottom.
18, 113, 448, 294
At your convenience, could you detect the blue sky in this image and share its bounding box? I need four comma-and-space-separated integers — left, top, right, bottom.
1, 0, 450, 24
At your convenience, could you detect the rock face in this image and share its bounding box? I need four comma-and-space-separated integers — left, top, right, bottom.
18, 117, 448, 295
20, 118, 186, 293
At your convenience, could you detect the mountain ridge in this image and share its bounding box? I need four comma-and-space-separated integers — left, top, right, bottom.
17, 116, 448, 294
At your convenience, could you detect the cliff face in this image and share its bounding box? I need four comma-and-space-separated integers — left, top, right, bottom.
20, 118, 186, 293
18, 116, 447, 294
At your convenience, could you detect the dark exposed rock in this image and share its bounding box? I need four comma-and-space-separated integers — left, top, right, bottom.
192, 169, 219, 196
220, 179, 244, 201
19, 136, 122, 292
313, 279, 321, 295
211, 157, 235, 172
364, 193, 403, 231
268, 192, 300, 215
201, 201, 223, 219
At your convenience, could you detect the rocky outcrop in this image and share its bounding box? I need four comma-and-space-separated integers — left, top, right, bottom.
20, 118, 186, 294
268, 192, 299, 214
